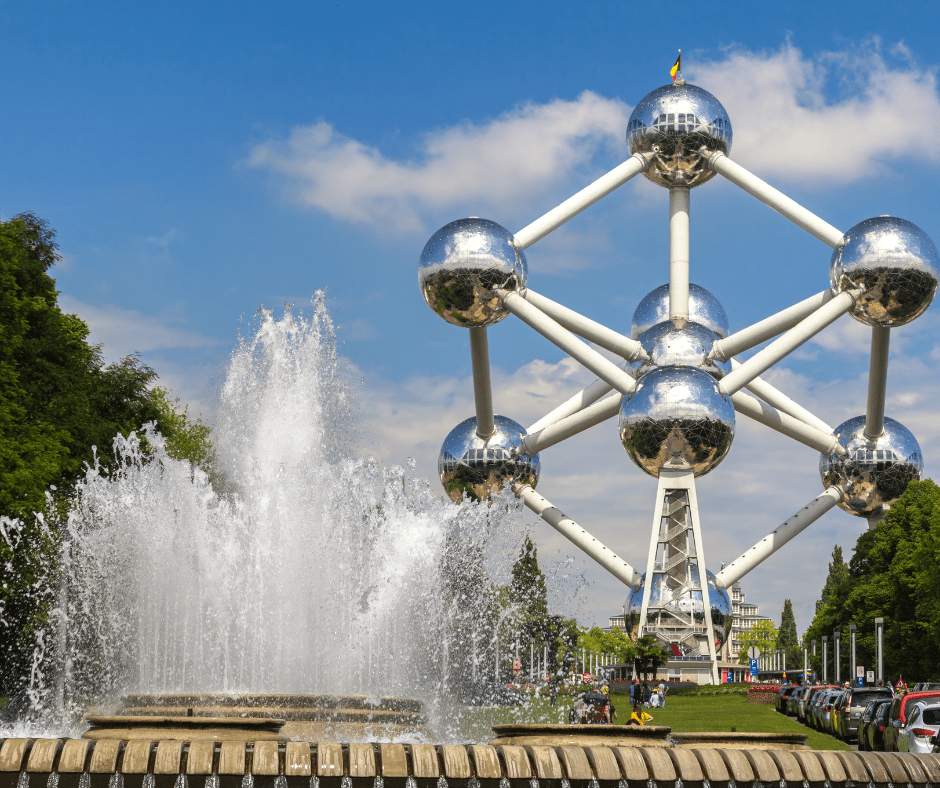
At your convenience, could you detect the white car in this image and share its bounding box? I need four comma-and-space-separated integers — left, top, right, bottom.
897, 701, 940, 754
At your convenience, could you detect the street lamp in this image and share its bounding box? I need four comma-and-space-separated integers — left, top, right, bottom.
849, 624, 857, 685
875, 617, 884, 685
802, 640, 808, 685
834, 630, 841, 684
822, 636, 829, 684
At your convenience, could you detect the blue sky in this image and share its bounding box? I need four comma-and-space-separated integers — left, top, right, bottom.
4, 0, 940, 636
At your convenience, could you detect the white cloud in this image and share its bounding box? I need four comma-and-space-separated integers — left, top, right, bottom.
691, 39, 940, 182
249, 92, 629, 235
59, 295, 218, 361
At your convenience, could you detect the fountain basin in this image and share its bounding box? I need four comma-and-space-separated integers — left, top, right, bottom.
490, 723, 673, 748
83, 715, 286, 741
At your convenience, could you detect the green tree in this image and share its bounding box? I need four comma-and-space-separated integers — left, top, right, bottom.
816, 545, 849, 613
507, 536, 549, 663
150, 387, 218, 483
633, 635, 671, 680
776, 599, 801, 670
736, 619, 778, 665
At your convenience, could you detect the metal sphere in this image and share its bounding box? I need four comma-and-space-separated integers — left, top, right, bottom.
627, 83, 732, 188
819, 415, 923, 518
830, 216, 940, 327
619, 366, 735, 478
625, 569, 732, 649
632, 320, 730, 380
438, 415, 540, 504
419, 218, 527, 328
631, 282, 729, 340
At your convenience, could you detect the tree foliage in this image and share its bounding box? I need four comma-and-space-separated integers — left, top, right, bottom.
777, 599, 801, 669
736, 619, 778, 664
633, 634, 671, 679
0, 212, 216, 691
804, 480, 940, 682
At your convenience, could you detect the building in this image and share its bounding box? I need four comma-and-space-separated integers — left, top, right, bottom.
728, 582, 774, 660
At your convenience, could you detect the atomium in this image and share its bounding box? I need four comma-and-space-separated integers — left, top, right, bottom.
631, 282, 729, 339
831, 216, 940, 327
438, 415, 540, 504
820, 415, 924, 518
631, 319, 730, 380
419, 217, 527, 328
619, 365, 735, 478
626, 83, 732, 188
624, 569, 732, 649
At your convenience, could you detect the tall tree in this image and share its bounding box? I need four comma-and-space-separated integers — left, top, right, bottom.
736, 619, 778, 665
507, 536, 549, 654
816, 545, 849, 613
633, 635, 671, 680
776, 599, 801, 670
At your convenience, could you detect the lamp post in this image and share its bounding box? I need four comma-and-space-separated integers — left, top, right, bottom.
803, 640, 808, 685
875, 617, 884, 685
822, 636, 829, 683
850, 624, 857, 685
834, 629, 841, 684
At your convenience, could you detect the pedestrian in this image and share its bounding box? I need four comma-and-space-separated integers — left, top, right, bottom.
658, 680, 667, 708
629, 680, 636, 706
642, 681, 651, 707
628, 701, 653, 725
550, 681, 558, 707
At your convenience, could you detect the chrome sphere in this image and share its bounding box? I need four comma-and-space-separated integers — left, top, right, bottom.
830, 216, 940, 327
625, 569, 732, 648
819, 415, 923, 518
631, 282, 729, 340
619, 366, 735, 478
438, 415, 540, 504
419, 218, 527, 328
632, 319, 730, 380
627, 83, 732, 188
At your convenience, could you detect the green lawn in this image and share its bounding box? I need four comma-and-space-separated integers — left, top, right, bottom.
450, 690, 851, 751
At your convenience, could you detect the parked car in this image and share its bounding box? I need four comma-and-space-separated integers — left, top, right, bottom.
836, 686, 894, 742
787, 686, 811, 717
897, 701, 940, 754
799, 685, 837, 724
912, 683, 940, 693
776, 685, 800, 714
808, 689, 835, 730
858, 698, 892, 751
864, 698, 894, 751
883, 691, 940, 751
820, 689, 846, 734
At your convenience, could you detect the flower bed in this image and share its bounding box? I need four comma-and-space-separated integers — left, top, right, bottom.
746, 683, 780, 703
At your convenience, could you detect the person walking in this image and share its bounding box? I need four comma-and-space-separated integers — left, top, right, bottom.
628, 701, 653, 725
550, 681, 558, 707
658, 680, 667, 708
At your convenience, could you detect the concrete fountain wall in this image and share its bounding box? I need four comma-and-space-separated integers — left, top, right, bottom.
3, 737, 940, 788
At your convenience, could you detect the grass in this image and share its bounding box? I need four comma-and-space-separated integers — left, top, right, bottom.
450, 690, 851, 751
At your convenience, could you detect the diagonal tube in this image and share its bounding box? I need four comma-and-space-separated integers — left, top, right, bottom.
705, 151, 845, 247
515, 483, 639, 588
521, 289, 648, 362
710, 289, 836, 362
526, 376, 617, 435
865, 326, 891, 439
735, 360, 834, 434
513, 153, 651, 249
469, 327, 495, 438
714, 486, 845, 588
520, 393, 620, 456
497, 289, 637, 396
719, 291, 856, 395
731, 391, 845, 456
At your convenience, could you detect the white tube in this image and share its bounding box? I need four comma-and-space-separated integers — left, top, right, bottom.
735, 361, 834, 434
715, 486, 844, 588
865, 326, 890, 439
520, 393, 620, 456
513, 153, 651, 249
731, 391, 845, 456
521, 289, 648, 362
497, 289, 637, 396
670, 186, 690, 320
705, 151, 845, 248
515, 484, 639, 588
719, 291, 855, 395
527, 376, 617, 435
710, 289, 836, 362
469, 327, 495, 438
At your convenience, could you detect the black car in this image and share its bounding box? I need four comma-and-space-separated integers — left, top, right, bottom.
835, 686, 894, 742
863, 698, 894, 751
776, 685, 800, 714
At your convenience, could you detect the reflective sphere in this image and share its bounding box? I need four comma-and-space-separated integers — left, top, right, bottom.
631, 282, 729, 340
419, 218, 527, 327
625, 569, 732, 649
627, 83, 732, 188
619, 366, 735, 478
830, 216, 940, 327
632, 320, 730, 380
438, 415, 540, 503
819, 415, 923, 518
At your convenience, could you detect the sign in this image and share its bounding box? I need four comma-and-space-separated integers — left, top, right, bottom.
748, 646, 761, 659
512, 658, 521, 674
857, 665, 865, 678
750, 659, 759, 676
867, 670, 875, 683
583, 673, 592, 682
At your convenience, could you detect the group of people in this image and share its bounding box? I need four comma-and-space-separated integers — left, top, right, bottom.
628, 679, 668, 709
567, 678, 669, 726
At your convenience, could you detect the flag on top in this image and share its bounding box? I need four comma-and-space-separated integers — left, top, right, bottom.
670, 50, 682, 82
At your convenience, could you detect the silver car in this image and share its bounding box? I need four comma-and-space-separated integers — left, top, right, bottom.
898, 701, 940, 754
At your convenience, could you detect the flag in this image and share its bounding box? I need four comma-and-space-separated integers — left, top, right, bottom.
670, 52, 681, 82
